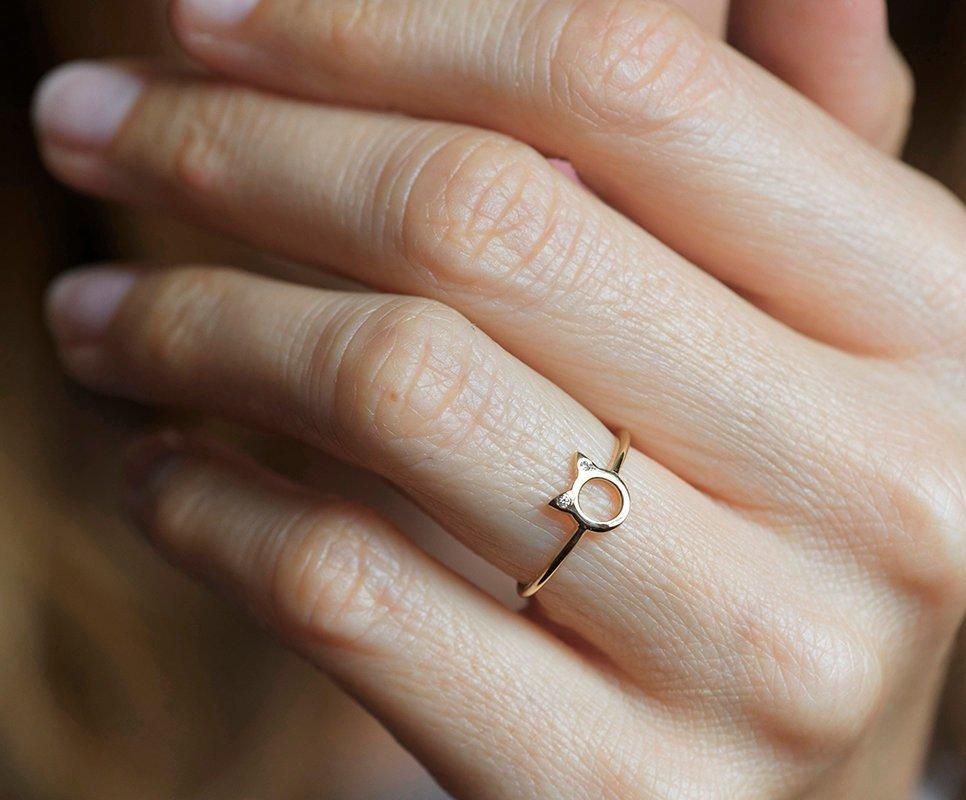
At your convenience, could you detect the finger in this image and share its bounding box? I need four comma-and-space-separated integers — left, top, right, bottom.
728, 0, 914, 154
46, 264, 876, 769
160, 0, 966, 356
33, 64, 862, 522
124, 432, 661, 798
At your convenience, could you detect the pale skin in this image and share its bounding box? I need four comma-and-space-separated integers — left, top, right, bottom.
32, 0, 966, 798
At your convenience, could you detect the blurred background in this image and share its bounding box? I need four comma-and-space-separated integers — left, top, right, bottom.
0, 1, 963, 798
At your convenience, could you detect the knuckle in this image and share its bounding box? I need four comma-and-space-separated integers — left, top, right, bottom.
397, 132, 575, 299
742, 604, 883, 757
331, 298, 494, 454
168, 87, 272, 196
148, 458, 213, 545
311, 0, 399, 64
552, 0, 724, 129
869, 450, 966, 610
265, 503, 420, 652
132, 268, 234, 375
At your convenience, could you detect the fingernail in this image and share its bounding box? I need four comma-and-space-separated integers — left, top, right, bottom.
33, 62, 143, 150
45, 267, 137, 347
548, 158, 581, 185
124, 431, 188, 523
178, 0, 259, 30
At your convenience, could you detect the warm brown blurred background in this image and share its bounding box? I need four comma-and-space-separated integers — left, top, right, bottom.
1, 2, 963, 799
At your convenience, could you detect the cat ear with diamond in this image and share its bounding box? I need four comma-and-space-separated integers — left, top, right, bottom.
549, 491, 577, 512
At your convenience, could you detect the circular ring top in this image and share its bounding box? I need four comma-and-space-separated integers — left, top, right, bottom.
548, 457, 630, 532
518, 430, 632, 599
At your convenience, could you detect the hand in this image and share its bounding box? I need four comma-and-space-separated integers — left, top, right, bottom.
34, 1, 964, 798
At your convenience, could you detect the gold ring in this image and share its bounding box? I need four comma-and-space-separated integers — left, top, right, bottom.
517, 431, 631, 598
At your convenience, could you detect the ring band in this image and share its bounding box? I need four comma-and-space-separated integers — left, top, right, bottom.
517, 431, 632, 598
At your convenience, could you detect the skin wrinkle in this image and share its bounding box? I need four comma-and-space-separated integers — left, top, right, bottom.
330, 299, 406, 437
494, 196, 590, 312
430, 145, 596, 313
279, 294, 347, 442
397, 336, 491, 464
597, 0, 669, 92
432, 145, 542, 288
296, 521, 386, 647
385, 320, 499, 468
478, 176, 560, 290
397, 132, 498, 290
378, 126, 470, 281
511, 0, 558, 104
171, 86, 301, 209
291, 293, 371, 449
452, 173, 586, 309
553, 0, 726, 134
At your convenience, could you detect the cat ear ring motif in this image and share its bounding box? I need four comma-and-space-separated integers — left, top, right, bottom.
549, 450, 629, 533
518, 431, 631, 598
